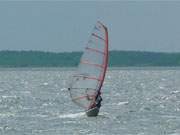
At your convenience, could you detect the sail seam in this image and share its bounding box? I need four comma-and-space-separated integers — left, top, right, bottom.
71, 87, 96, 90
92, 33, 105, 41
86, 47, 106, 55
72, 94, 95, 101
81, 60, 105, 68
94, 26, 100, 31
73, 75, 102, 81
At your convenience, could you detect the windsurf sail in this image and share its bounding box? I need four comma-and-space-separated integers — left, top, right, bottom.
68, 21, 108, 110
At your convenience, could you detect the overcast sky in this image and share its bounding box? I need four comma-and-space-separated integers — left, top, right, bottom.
0, 1, 180, 52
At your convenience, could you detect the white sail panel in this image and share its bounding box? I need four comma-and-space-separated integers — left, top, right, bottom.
78, 63, 102, 78
69, 22, 108, 109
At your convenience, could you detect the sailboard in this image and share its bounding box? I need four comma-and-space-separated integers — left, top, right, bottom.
68, 21, 108, 115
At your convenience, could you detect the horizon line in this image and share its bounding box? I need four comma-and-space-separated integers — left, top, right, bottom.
0, 49, 180, 54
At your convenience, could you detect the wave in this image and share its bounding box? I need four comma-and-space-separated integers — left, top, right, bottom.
58, 112, 85, 119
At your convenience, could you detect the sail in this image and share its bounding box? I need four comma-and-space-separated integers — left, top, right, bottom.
69, 21, 108, 110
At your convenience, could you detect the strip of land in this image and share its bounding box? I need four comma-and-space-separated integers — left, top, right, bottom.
0, 50, 180, 67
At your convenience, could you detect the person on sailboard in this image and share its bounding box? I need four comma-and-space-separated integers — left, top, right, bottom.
95, 91, 102, 108
90, 91, 102, 109
95, 94, 102, 108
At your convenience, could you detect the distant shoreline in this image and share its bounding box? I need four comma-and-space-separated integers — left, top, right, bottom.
0, 50, 180, 67
0, 67, 180, 71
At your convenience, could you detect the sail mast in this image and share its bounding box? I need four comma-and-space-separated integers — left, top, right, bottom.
97, 21, 108, 94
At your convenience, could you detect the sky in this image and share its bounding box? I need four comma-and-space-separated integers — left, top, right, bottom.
0, 1, 180, 52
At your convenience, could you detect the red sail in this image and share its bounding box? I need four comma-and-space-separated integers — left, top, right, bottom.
69, 22, 108, 109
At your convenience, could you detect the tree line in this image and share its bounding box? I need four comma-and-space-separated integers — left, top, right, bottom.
0, 50, 180, 67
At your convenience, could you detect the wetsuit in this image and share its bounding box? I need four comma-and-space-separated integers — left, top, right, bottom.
95, 94, 102, 108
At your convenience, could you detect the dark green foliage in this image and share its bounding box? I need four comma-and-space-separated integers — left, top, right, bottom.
0, 50, 180, 67
0, 50, 82, 67
109, 51, 180, 67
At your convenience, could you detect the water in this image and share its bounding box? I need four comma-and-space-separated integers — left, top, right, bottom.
0, 68, 180, 135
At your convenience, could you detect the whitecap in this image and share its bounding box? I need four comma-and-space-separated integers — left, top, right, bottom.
60, 88, 67, 91
43, 82, 48, 86
1, 95, 17, 98
58, 112, 85, 119
0, 112, 15, 118
117, 101, 129, 106
159, 86, 165, 89
171, 90, 180, 94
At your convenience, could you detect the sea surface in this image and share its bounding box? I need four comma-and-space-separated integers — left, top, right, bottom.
0, 67, 180, 135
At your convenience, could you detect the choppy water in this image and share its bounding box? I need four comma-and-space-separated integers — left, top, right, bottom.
0, 68, 180, 135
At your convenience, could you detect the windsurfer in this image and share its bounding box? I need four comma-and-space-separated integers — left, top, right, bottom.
95, 94, 102, 108
90, 92, 102, 109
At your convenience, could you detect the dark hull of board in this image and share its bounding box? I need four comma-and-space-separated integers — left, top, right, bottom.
86, 107, 99, 117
